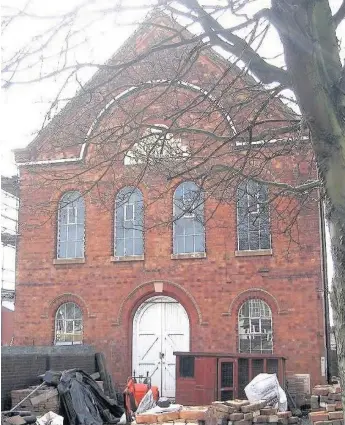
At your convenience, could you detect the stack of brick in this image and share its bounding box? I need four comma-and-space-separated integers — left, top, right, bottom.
134, 401, 301, 425
136, 406, 208, 424
205, 400, 300, 425
309, 410, 344, 425
311, 385, 343, 411
11, 387, 60, 416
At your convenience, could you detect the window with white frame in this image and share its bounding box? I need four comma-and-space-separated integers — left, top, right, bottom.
173, 181, 205, 255
115, 187, 144, 257
55, 302, 83, 345
237, 180, 271, 251
124, 126, 188, 165
57, 191, 85, 258
238, 299, 273, 353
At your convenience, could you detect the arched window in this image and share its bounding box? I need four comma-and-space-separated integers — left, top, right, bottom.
173, 181, 205, 255
238, 299, 273, 353
237, 180, 271, 251
55, 302, 83, 345
124, 125, 188, 165
115, 187, 144, 257
57, 191, 85, 258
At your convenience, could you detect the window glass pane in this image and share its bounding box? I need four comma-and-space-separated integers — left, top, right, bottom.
174, 235, 184, 254
59, 226, 67, 241
194, 235, 204, 252
58, 242, 67, 258
75, 241, 84, 258
134, 237, 143, 255
76, 224, 84, 240
117, 205, 124, 222
74, 306, 82, 319
249, 231, 259, 250
184, 220, 194, 236
67, 242, 76, 258
69, 226, 76, 241
116, 238, 124, 256
74, 320, 83, 332
68, 207, 76, 224
124, 240, 134, 256
185, 235, 194, 253
125, 204, 134, 221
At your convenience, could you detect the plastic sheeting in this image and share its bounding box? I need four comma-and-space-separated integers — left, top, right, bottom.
57, 369, 124, 425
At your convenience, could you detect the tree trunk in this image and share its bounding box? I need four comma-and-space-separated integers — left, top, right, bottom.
270, 0, 345, 414
328, 205, 345, 419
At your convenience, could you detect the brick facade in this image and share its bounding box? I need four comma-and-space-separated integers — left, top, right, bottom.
13, 13, 327, 393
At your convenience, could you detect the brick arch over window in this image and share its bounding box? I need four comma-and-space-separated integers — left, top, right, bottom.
112, 280, 205, 327
226, 288, 281, 316
43, 293, 92, 344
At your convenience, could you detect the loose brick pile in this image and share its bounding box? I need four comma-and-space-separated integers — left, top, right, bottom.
310, 385, 343, 411
136, 401, 300, 425
309, 384, 344, 425
309, 410, 344, 425
136, 406, 208, 424
205, 400, 300, 425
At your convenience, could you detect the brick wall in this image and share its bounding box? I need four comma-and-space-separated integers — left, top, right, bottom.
1, 345, 96, 410
12, 13, 327, 398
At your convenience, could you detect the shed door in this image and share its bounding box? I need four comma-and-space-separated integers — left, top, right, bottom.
132, 296, 190, 398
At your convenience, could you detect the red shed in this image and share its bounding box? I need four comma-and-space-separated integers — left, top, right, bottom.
175, 352, 286, 405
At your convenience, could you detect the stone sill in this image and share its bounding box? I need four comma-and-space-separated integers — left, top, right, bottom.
171, 252, 207, 260
110, 255, 144, 262
53, 258, 85, 265
235, 249, 273, 257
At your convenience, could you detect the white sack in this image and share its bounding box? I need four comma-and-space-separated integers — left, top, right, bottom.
37, 412, 64, 425
245, 373, 287, 411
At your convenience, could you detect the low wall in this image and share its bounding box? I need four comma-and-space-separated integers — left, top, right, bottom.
1, 345, 96, 410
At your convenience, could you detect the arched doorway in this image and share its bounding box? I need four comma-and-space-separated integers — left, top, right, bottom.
132, 296, 190, 398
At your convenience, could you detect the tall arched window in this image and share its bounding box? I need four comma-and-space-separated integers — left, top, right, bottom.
173, 181, 205, 255
57, 191, 85, 258
115, 187, 144, 257
237, 180, 271, 251
55, 302, 83, 345
238, 299, 273, 353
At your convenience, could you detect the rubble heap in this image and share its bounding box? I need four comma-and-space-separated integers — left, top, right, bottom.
135, 400, 301, 425
205, 400, 300, 425
311, 385, 343, 411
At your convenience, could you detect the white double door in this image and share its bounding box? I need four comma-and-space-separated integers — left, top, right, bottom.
132, 296, 190, 398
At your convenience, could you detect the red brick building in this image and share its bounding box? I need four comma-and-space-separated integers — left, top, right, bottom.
13, 12, 327, 400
